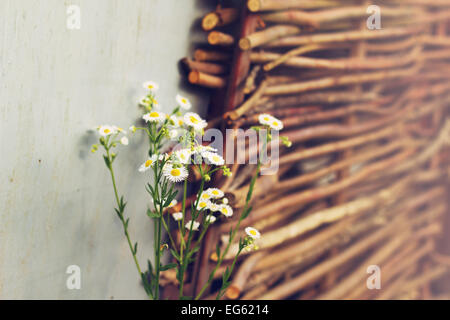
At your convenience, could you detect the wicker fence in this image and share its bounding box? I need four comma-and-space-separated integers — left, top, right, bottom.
164, 0, 450, 300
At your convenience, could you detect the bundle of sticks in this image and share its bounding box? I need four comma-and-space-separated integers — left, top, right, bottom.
169, 0, 450, 300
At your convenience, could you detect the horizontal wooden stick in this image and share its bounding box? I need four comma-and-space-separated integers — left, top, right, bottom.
181, 58, 228, 75
251, 45, 420, 70
240, 25, 301, 51
202, 8, 238, 31
264, 26, 422, 48
194, 49, 231, 62
265, 65, 418, 95
247, 0, 340, 12
208, 31, 235, 46
260, 6, 422, 28
254, 90, 379, 111
188, 71, 227, 88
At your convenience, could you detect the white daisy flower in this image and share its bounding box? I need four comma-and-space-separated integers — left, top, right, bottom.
176, 94, 192, 110
185, 220, 200, 231
245, 227, 261, 239
139, 96, 151, 106
222, 198, 229, 205
143, 111, 166, 123
184, 112, 207, 131
205, 188, 224, 199
196, 199, 212, 211
258, 114, 274, 126
203, 151, 225, 166
269, 118, 283, 131
168, 199, 178, 208
258, 114, 284, 131
98, 125, 116, 137
143, 81, 159, 92
199, 192, 212, 200
219, 204, 233, 218
113, 126, 126, 134
172, 212, 183, 221
169, 115, 185, 128
138, 155, 159, 172
120, 137, 129, 145
209, 203, 221, 212
193, 145, 216, 157
205, 215, 216, 224
174, 148, 192, 165
163, 164, 188, 183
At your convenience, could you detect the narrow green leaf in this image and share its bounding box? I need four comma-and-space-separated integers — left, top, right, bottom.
147, 209, 160, 219
170, 249, 180, 261
160, 263, 177, 271
103, 155, 110, 168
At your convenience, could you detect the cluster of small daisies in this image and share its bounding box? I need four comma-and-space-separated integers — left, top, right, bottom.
257, 113, 291, 147
171, 187, 232, 231
133, 80, 230, 182
92, 125, 129, 153
138, 81, 207, 138
258, 114, 284, 131
137, 145, 227, 183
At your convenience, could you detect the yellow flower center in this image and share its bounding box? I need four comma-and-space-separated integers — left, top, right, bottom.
250, 230, 257, 236
178, 120, 184, 126
145, 160, 153, 167
273, 121, 278, 126
104, 129, 110, 134
212, 190, 219, 195
148, 85, 154, 89
222, 208, 228, 214
213, 156, 220, 162
189, 116, 199, 124
150, 112, 159, 118
264, 117, 270, 121
171, 169, 181, 177
202, 194, 210, 199
200, 202, 207, 208
181, 98, 187, 104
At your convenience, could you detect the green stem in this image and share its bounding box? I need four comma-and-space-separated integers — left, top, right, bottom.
195, 139, 266, 300
106, 149, 143, 281
216, 247, 243, 300
178, 176, 205, 299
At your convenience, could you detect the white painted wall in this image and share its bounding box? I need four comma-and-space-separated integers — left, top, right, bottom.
0, 0, 211, 299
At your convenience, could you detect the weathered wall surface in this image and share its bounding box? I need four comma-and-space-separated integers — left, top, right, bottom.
0, 0, 211, 299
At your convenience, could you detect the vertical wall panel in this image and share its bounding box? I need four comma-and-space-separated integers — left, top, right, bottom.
0, 0, 210, 299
